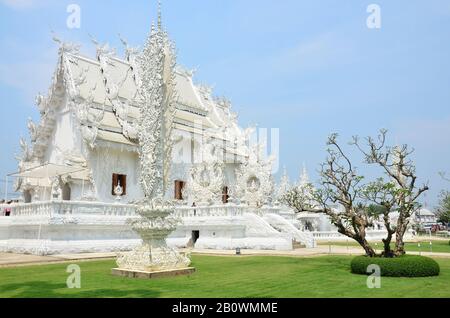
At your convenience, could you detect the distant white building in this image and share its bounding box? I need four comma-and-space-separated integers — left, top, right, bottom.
413, 208, 438, 228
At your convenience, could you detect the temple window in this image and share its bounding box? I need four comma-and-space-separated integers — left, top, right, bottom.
112, 174, 127, 196
174, 180, 185, 200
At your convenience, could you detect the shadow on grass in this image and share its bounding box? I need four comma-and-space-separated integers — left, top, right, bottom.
2, 281, 162, 298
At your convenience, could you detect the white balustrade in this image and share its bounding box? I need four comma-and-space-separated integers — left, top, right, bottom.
5, 201, 138, 217
312, 230, 390, 241
175, 204, 245, 218
4, 202, 249, 219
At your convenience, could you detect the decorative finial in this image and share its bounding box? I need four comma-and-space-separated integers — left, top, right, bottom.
300, 163, 310, 186
157, 0, 162, 30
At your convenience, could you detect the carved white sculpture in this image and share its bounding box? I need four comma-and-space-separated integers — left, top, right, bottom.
114, 181, 123, 202
275, 167, 291, 204
51, 177, 62, 201
234, 143, 275, 207
183, 138, 225, 206
116, 16, 191, 272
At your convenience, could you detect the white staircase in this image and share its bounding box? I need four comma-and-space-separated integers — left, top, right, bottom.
263, 213, 316, 248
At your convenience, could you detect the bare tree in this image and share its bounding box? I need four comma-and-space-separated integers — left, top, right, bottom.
362, 179, 397, 257
281, 130, 429, 258
281, 134, 377, 257
352, 129, 429, 256
439, 172, 450, 183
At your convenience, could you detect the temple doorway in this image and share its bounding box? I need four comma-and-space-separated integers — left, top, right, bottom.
192, 231, 200, 245
24, 190, 32, 203
62, 183, 71, 201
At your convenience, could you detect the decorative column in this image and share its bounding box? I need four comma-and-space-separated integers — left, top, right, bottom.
113, 17, 193, 277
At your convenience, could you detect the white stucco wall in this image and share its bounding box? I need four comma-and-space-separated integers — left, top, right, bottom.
90, 147, 142, 203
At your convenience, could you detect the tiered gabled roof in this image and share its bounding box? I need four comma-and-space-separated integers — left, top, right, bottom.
62, 50, 220, 146
17, 33, 251, 177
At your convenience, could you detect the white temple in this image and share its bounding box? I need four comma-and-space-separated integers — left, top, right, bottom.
0, 13, 318, 256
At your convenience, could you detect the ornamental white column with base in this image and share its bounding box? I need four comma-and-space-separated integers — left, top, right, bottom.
112, 12, 194, 279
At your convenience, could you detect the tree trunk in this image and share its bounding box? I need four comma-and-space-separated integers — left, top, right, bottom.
358, 238, 377, 257
394, 223, 408, 256
382, 236, 394, 258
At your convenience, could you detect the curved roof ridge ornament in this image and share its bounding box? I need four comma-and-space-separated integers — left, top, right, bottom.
51, 30, 80, 55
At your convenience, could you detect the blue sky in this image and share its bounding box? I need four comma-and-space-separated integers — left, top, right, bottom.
0, 0, 449, 206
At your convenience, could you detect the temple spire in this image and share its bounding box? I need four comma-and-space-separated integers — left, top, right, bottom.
299, 163, 310, 186
157, 0, 162, 31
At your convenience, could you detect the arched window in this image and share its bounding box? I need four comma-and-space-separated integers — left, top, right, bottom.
112, 174, 127, 196
174, 180, 185, 200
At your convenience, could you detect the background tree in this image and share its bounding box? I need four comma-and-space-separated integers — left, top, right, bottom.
281, 130, 428, 258
281, 133, 377, 257
361, 179, 400, 257
352, 130, 429, 256
436, 191, 450, 229
439, 172, 450, 183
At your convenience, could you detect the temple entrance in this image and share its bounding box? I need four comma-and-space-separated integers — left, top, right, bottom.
24, 190, 32, 203
192, 231, 200, 245
62, 183, 71, 201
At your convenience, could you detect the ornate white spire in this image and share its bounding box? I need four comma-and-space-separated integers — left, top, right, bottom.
115, 16, 191, 273
299, 163, 310, 186
276, 166, 290, 201
137, 10, 177, 199
157, 0, 162, 31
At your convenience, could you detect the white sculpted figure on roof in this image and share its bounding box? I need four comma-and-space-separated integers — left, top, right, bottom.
90, 36, 140, 142
52, 32, 81, 55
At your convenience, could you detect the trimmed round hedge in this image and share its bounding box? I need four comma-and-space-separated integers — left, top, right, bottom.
351, 255, 440, 277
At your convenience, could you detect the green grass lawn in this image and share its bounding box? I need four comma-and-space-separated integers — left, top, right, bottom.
319, 240, 450, 254
1, 255, 450, 298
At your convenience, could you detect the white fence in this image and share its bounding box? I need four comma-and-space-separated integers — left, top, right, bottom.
174, 204, 247, 218
1, 202, 284, 218
312, 230, 390, 241
0, 201, 137, 217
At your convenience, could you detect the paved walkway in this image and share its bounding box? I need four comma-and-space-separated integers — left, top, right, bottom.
188, 246, 450, 259
1, 246, 450, 268
0, 252, 117, 268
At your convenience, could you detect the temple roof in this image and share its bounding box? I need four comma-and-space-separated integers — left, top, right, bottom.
63, 51, 221, 146
24, 39, 250, 166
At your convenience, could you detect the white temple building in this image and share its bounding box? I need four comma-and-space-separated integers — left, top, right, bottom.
0, 15, 317, 255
